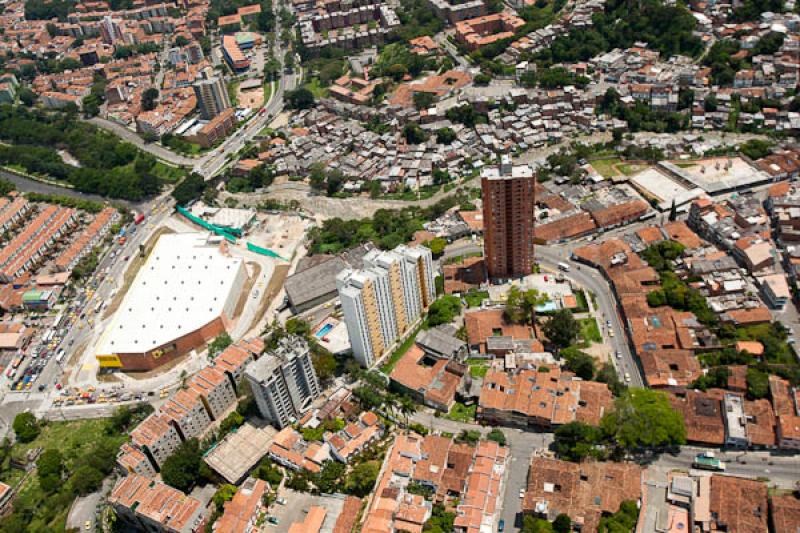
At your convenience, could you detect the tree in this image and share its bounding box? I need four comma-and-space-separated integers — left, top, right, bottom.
317, 461, 346, 494
18, 88, 36, 107
505, 286, 549, 325
69, 465, 105, 496
423, 237, 447, 257
553, 514, 572, 533
413, 91, 435, 110
523, 516, 555, 533
746, 368, 769, 399
553, 421, 602, 462
0, 178, 15, 197
161, 439, 204, 492
172, 173, 206, 206
562, 347, 595, 380
427, 295, 462, 326
739, 139, 772, 160
141, 88, 159, 111
254, 459, 284, 486
12, 412, 39, 443
598, 500, 639, 532
37, 449, 64, 493
435, 128, 456, 144
601, 389, 686, 453
213, 484, 238, 511
543, 309, 580, 350
208, 332, 232, 357
312, 350, 337, 382
487, 428, 506, 446
285, 87, 314, 109
346, 461, 380, 497
403, 123, 428, 144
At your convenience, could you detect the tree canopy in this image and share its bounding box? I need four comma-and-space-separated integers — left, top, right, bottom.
601, 389, 686, 452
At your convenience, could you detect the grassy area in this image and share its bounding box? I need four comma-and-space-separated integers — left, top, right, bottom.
152, 161, 185, 183
444, 402, 476, 423
383, 185, 440, 201
579, 317, 602, 345
381, 321, 426, 373
469, 364, 489, 378
464, 290, 489, 308
573, 289, 589, 312
264, 80, 274, 104
227, 80, 240, 107
589, 158, 623, 178
1, 418, 129, 532
618, 163, 649, 176
304, 78, 329, 99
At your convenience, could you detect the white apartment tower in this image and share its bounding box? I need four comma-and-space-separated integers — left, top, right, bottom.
337, 244, 435, 367
244, 336, 320, 429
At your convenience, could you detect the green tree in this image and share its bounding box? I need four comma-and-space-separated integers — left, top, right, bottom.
161, 439, 204, 492
553, 514, 572, 533
209, 332, 232, 357
553, 421, 602, 462
601, 389, 686, 452
213, 484, 238, 511
312, 350, 337, 382
435, 128, 456, 144
254, 459, 284, 486
543, 309, 580, 350
487, 428, 506, 446
0, 178, 15, 197
316, 461, 346, 494
285, 87, 314, 109
346, 461, 380, 497
12, 412, 39, 443
746, 368, 769, 399
68, 465, 105, 495
598, 500, 639, 532
413, 91, 435, 110
423, 237, 447, 257
403, 123, 428, 144
523, 515, 555, 533
141, 88, 159, 111
427, 295, 462, 326
37, 449, 64, 493
562, 347, 595, 380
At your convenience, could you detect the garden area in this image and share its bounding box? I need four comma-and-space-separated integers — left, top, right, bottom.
0, 406, 151, 533
444, 402, 477, 423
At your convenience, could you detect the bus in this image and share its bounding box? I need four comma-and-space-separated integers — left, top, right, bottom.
41, 329, 54, 344
693, 452, 725, 471
55, 349, 66, 365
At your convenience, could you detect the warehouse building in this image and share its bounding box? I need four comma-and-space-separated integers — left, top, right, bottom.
95, 233, 246, 371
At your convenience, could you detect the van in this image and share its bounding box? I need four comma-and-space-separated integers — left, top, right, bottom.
557, 262, 570, 272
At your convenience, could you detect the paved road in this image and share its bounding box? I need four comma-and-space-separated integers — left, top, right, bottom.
86, 117, 195, 167
0, 168, 138, 207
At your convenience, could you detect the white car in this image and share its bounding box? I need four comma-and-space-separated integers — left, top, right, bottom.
624, 373, 631, 382
519, 489, 525, 499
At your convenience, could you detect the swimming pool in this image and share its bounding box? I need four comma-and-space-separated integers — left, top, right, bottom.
315, 323, 334, 338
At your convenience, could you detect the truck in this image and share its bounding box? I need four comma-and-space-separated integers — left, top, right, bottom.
557, 262, 571, 272
693, 452, 725, 471
134, 213, 145, 225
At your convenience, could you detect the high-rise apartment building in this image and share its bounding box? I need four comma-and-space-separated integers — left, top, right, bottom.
337, 245, 435, 367
193, 70, 231, 120
482, 155, 535, 279
244, 336, 320, 429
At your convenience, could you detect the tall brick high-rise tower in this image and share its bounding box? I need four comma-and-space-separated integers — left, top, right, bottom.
481, 155, 535, 279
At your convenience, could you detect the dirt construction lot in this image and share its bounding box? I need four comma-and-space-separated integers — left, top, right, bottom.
237, 85, 264, 109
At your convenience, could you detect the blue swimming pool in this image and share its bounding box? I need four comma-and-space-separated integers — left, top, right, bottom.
315, 323, 334, 338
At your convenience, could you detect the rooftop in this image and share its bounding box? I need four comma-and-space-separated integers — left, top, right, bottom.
96, 233, 244, 355
203, 422, 277, 484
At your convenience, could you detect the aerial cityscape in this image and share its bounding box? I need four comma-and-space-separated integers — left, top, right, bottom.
0, 0, 797, 529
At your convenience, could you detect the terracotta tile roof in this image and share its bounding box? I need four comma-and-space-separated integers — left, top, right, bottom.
709, 475, 768, 533
743, 399, 776, 447
523, 457, 642, 533
535, 212, 596, 242
288, 505, 327, 533
333, 496, 362, 533
663, 221, 703, 249
589, 200, 649, 228
669, 389, 725, 445
443, 256, 486, 294
389, 345, 461, 410
109, 473, 204, 532
216, 478, 268, 533
722, 307, 772, 325
478, 367, 612, 427
457, 210, 484, 232
464, 309, 533, 352
770, 494, 800, 533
